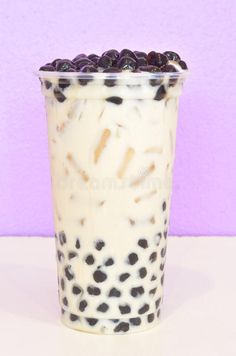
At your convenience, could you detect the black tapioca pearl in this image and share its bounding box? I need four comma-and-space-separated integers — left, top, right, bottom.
149, 287, 157, 296
58, 78, 71, 90
161, 247, 167, 258
61, 308, 65, 314
127, 252, 138, 265
78, 75, 94, 86
54, 88, 66, 103
162, 201, 167, 211
154, 232, 162, 246
58, 231, 66, 245
95, 239, 105, 251
119, 304, 131, 315
139, 267, 147, 279
64, 265, 74, 281
129, 317, 141, 326
106, 96, 123, 105
62, 297, 68, 306
164, 230, 167, 239
130, 286, 144, 297
72, 284, 82, 295
160, 263, 165, 271
151, 274, 157, 281
87, 285, 101, 296
149, 78, 163, 87
179, 60, 188, 70
60, 278, 65, 291
138, 304, 150, 315
157, 309, 161, 318
57, 250, 64, 262
154, 85, 166, 101
164, 218, 167, 225
138, 238, 148, 249
147, 313, 155, 323
149, 252, 157, 263
85, 254, 95, 265
155, 298, 161, 309
70, 313, 79, 321
114, 322, 129, 333
93, 270, 107, 283
86, 318, 98, 326
79, 300, 88, 312
108, 287, 121, 297
104, 258, 114, 266
161, 274, 165, 285
45, 80, 52, 89
75, 238, 81, 249
119, 273, 130, 282
97, 303, 109, 312
103, 67, 121, 87
163, 51, 181, 62
68, 251, 77, 260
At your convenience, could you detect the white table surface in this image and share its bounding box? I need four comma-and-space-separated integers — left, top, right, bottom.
0, 236, 235, 356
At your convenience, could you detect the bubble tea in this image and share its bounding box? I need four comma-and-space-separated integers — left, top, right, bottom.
38, 49, 188, 334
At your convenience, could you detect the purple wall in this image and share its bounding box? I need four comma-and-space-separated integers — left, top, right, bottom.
1, 0, 236, 236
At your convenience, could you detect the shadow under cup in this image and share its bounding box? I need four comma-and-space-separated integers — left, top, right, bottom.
38, 70, 188, 334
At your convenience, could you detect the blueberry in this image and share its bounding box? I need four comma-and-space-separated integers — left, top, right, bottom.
54, 88, 66, 103
93, 270, 107, 283
130, 286, 144, 297
118, 56, 137, 70
51, 58, 61, 67
179, 60, 188, 70
134, 51, 148, 59
137, 57, 148, 67
138, 238, 148, 249
87, 285, 101, 295
95, 240, 105, 251
74, 58, 93, 69
114, 322, 129, 332
119, 49, 137, 60
58, 78, 71, 90
119, 273, 130, 282
154, 85, 166, 101
138, 304, 149, 314
39, 64, 55, 71
103, 67, 122, 87
149, 251, 157, 263
148, 52, 168, 68
97, 303, 109, 312
162, 64, 177, 73
119, 304, 131, 314
103, 49, 119, 63
72, 54, 87, 62
80, 65, 98, 73
98, 55, 113, 69
127, 252, 138, 265
106, 96, 123, 105
129, 317, 141, 326
56, 59, 75, 72
139, 65, 160, 72
139, 267, 147, 279
163, 51, 181, 62
108, 287, 121, 297
147, 51, 157, 65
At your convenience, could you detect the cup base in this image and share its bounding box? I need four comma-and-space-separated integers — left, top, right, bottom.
61, 308, 161, 335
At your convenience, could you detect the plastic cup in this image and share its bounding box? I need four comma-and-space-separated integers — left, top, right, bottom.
38, 70, 188, 334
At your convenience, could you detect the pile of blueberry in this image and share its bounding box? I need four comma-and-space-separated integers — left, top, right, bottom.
39, 49, 188, 74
